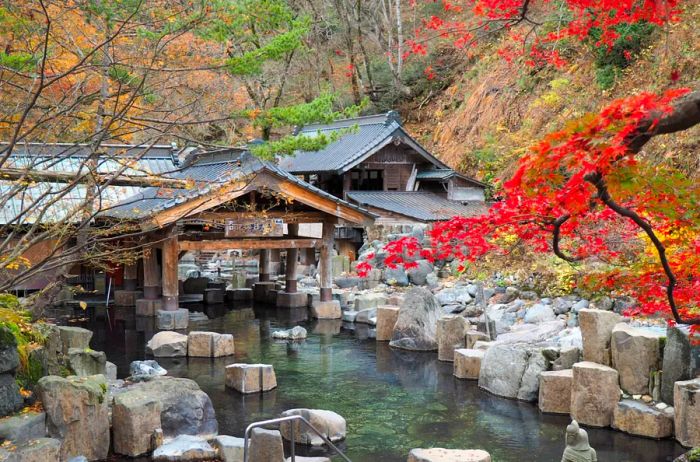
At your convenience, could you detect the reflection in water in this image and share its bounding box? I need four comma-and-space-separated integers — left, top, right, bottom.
88, 304, 685, 462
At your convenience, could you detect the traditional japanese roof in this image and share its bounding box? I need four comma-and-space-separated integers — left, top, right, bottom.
346, 191, 488, 222
102, 150, 376, 226
0, 142, 193, 224
416, 168, 487, 188
278, 111, 457, 175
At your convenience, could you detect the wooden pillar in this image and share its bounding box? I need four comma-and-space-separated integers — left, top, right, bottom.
259, 249, 271, 282
286, 224, 299, 293
143, 247, 160, 300
162, 234, 179, 311
123, 261, 138, 291
319, 221, 334, 302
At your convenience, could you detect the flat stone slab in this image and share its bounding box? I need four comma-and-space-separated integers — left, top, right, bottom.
612, 399, 673, 439
152, 434, 216, 461
454, 349, 484, 380
538, 369, 573, 414
0, 437, 61, 462
408, 448, 491, 462
225, 363, 277, 393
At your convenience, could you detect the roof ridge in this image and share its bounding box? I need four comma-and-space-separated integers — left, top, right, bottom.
298, 111, 401, 132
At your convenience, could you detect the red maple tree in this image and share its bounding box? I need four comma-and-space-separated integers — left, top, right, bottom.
362, 0, 700, 333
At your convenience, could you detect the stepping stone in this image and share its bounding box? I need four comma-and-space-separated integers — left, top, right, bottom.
225, 364, 277, 393
211, 435, 244, 462
112, 391, 162, 457
376, 305, 400, 341
437, 315, 470, 362
146, 331, 188, 358
538, 369, 573, 414
249, 428, 284, 462
454, 349, 484, 380
311, 300, 341, 319
571, 361, 620, 427
407, 448, 491, 462
188, 332, 234, 357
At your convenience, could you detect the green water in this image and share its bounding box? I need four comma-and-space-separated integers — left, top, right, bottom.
94, 305, 685, 462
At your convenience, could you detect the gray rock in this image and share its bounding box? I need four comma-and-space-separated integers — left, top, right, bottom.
341, 311, 358, 323
611, 323, 663, 395
0, 437, 61, 462
120, 377, 217, 439
272, 326, 308, 340
407, 260, 434, 286
146, 331, 188, 358
38, 374, 109, 461
495, 320, 566, 345
105, 361, 117, 381
524, 304, 556, 324
112, 389, 162, 457
0, 326, 19, 374
571, 299, 589, 313
553, 346, 581, 371
57, 326, 93, 354
0, 411, 46, 444
389, 287, 441, 351
661, 325, 700, 404
383, 265, 409, 286
436, 287, 472, 306
130, 360, 168, 379
479, 344, 545, 401
0, 373, 23, 417
67, 348, 106, 377
334, 277, 361, 289
613, 296, 637, 314
425, 273, 440, 289
590, 296, 613, 311
355, 308, 377, 325
152, 434, 216, 461
553, 297, 576, 315
485, 304, 516, 334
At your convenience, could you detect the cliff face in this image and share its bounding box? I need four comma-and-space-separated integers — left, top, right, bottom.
400, 4, 700, 184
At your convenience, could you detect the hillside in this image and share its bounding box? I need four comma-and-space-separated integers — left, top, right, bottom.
399, 3, 700, 186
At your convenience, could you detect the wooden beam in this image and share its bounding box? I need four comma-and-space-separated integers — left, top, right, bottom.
193, 210, 328, 224
178, 238, 320, 251
319, 220, 334, 301
0, 168, 189, 188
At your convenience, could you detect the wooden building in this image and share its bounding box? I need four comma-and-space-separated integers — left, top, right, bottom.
278, 111, 488, 222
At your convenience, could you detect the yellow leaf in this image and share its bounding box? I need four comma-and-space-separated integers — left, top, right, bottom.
79, 301, 87, 311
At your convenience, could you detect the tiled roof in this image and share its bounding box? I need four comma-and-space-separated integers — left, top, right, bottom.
102, 151, 375, 222
416, 169, 455, 180
0, 143, 187, 224
278, 111, 452, 174
346, 191, 488, 222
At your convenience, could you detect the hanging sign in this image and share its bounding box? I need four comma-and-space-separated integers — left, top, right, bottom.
225, 218, 284, 238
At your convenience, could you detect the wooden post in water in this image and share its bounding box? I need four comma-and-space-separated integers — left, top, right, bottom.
319, 220, 334, 302
285, 224, 299, 293
123, 261, 138, 291
162, 233, 179, 311
142, 246, 160, 300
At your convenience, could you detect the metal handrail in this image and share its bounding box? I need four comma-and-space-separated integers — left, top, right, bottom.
243, 415, 352, 462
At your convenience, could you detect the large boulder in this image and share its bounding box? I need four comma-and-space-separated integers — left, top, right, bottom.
67, 348, 106, 377
661, 325, 700, 404
478, 344, 548, 401
112, 389, 162, 456
407, 448, 491, 462
674, 378, 700, 447
579, 309, 621, 365
611, 323, 663, 394
436, 315, 470, 362
37, 374, 110, 461
612, 399, 673, 439
538, 369, 573, 414
119, 376, 218, 439
279, 409, 346, 446
389, 287, 441, 351
146, 331, 188, 358
0, 326, 19, 374
570, 361, 620, 427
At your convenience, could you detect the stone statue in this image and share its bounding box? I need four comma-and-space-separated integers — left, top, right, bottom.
562, 420, 597, 462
